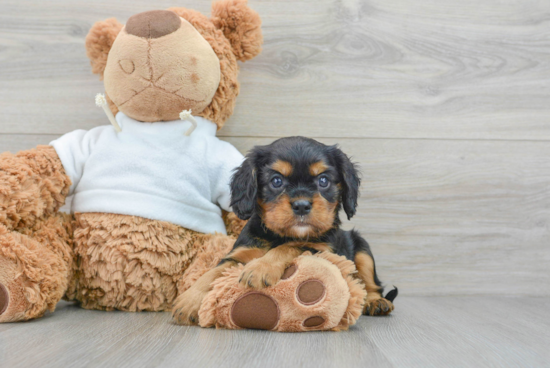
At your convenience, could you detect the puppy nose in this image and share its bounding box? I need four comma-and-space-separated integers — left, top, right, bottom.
292, 200, 312, 216
126, 10, 181, 39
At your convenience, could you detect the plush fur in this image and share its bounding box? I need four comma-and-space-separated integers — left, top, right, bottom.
68, 213, 239, 312
0, 0, 257, 322
0, 146, 71, 230
0, 213, 73, 322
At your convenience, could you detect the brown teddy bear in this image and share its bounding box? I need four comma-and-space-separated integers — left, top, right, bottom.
0, 0, 262, 322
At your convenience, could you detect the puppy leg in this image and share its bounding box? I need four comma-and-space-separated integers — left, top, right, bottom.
239, 245, 303, 289
172, 246, 266, 325
355, 251, 394, 316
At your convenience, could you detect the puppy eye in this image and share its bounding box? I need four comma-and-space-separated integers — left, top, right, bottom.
318, 175, 330, 188
271, 176, 283, 188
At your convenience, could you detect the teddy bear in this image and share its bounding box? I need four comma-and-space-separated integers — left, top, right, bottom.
0, 0, 262, 322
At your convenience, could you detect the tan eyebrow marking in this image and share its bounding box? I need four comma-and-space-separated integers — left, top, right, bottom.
309, 161, 328, 176
271, 160, 293, 176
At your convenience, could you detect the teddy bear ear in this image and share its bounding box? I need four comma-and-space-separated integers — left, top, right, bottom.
211, 0, 263, 62
85, 18, 123, 79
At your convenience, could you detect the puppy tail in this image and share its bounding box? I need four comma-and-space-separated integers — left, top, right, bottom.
384, 286, 398, 302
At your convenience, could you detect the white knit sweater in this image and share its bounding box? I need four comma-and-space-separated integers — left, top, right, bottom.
50, 112, 243, 235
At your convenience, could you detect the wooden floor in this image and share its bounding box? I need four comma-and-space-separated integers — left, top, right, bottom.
0, 297, 548, 368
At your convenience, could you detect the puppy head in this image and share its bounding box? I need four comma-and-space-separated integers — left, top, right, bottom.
230, 137, 361, 238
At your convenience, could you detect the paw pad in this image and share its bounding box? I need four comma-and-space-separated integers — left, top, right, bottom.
303, 316, 325, 327
281, 264, 297, 279
296, 280, 325, 305
231, 292, 279, 330
0, 283, 8, 316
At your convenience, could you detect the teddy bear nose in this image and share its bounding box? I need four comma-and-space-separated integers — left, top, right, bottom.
292, 200, 312, 216
126, 10, 181, 39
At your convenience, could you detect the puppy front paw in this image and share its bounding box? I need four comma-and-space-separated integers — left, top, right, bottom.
172, 287, 207, 325
239, 259, 285, 290
363, 297, 394, 316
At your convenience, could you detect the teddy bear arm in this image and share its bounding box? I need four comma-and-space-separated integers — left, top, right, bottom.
0, 146, 71, 230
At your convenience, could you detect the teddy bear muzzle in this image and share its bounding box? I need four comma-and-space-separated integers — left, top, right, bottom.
103, 10, 222, 122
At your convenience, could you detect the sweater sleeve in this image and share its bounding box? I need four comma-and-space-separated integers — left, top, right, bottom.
49, 129, 96, 195
207, 138, 244, 212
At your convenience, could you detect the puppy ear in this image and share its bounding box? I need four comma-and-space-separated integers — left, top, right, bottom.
230, 152, 259, 220
331, 146, 361, 220
85, 18, 123, 79
211, 0, 263, 62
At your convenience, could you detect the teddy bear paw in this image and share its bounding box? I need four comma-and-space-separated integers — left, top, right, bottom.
0, 283, 9, 317
199, 253, 366, 332
0, 258, 31, 323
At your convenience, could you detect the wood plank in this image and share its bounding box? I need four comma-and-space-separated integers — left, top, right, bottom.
0, 0, 549, 139
0, 297, 548, 367
2, 134, 549, 296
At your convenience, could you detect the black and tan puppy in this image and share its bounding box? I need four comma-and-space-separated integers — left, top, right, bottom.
174, 136, 397, 325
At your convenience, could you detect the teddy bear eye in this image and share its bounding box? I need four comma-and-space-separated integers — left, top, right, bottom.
118, 59, 135, 74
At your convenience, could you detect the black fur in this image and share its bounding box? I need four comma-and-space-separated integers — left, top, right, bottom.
229, 156, 258, 220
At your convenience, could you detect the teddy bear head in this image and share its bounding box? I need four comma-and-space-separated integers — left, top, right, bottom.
85, 0, 262, 129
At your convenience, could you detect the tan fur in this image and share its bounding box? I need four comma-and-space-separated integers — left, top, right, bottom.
222, 211, 247, 236
283, 241, 332, 253
176, 233, 237, 294
239, 245, 302, 289
85, 18, 123, 79
71, 212, 230, 312
211, 0, 263, 62
260, 195, 295, 237
260, 193, 337, 239
271, 160, 293, 177
172, 245, 267, 325
308, 193, 338, 235
0, 213, 73, 322
355, 252, 394, 316
309, 161, 328, 176
226, 247, 268, 264
172, 262, 233, 325
315, 252, 366, 331
168, 5, 241, 129
0, 146, 71, 230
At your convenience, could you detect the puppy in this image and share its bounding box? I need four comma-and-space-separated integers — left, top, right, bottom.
173, 136, 397, 325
